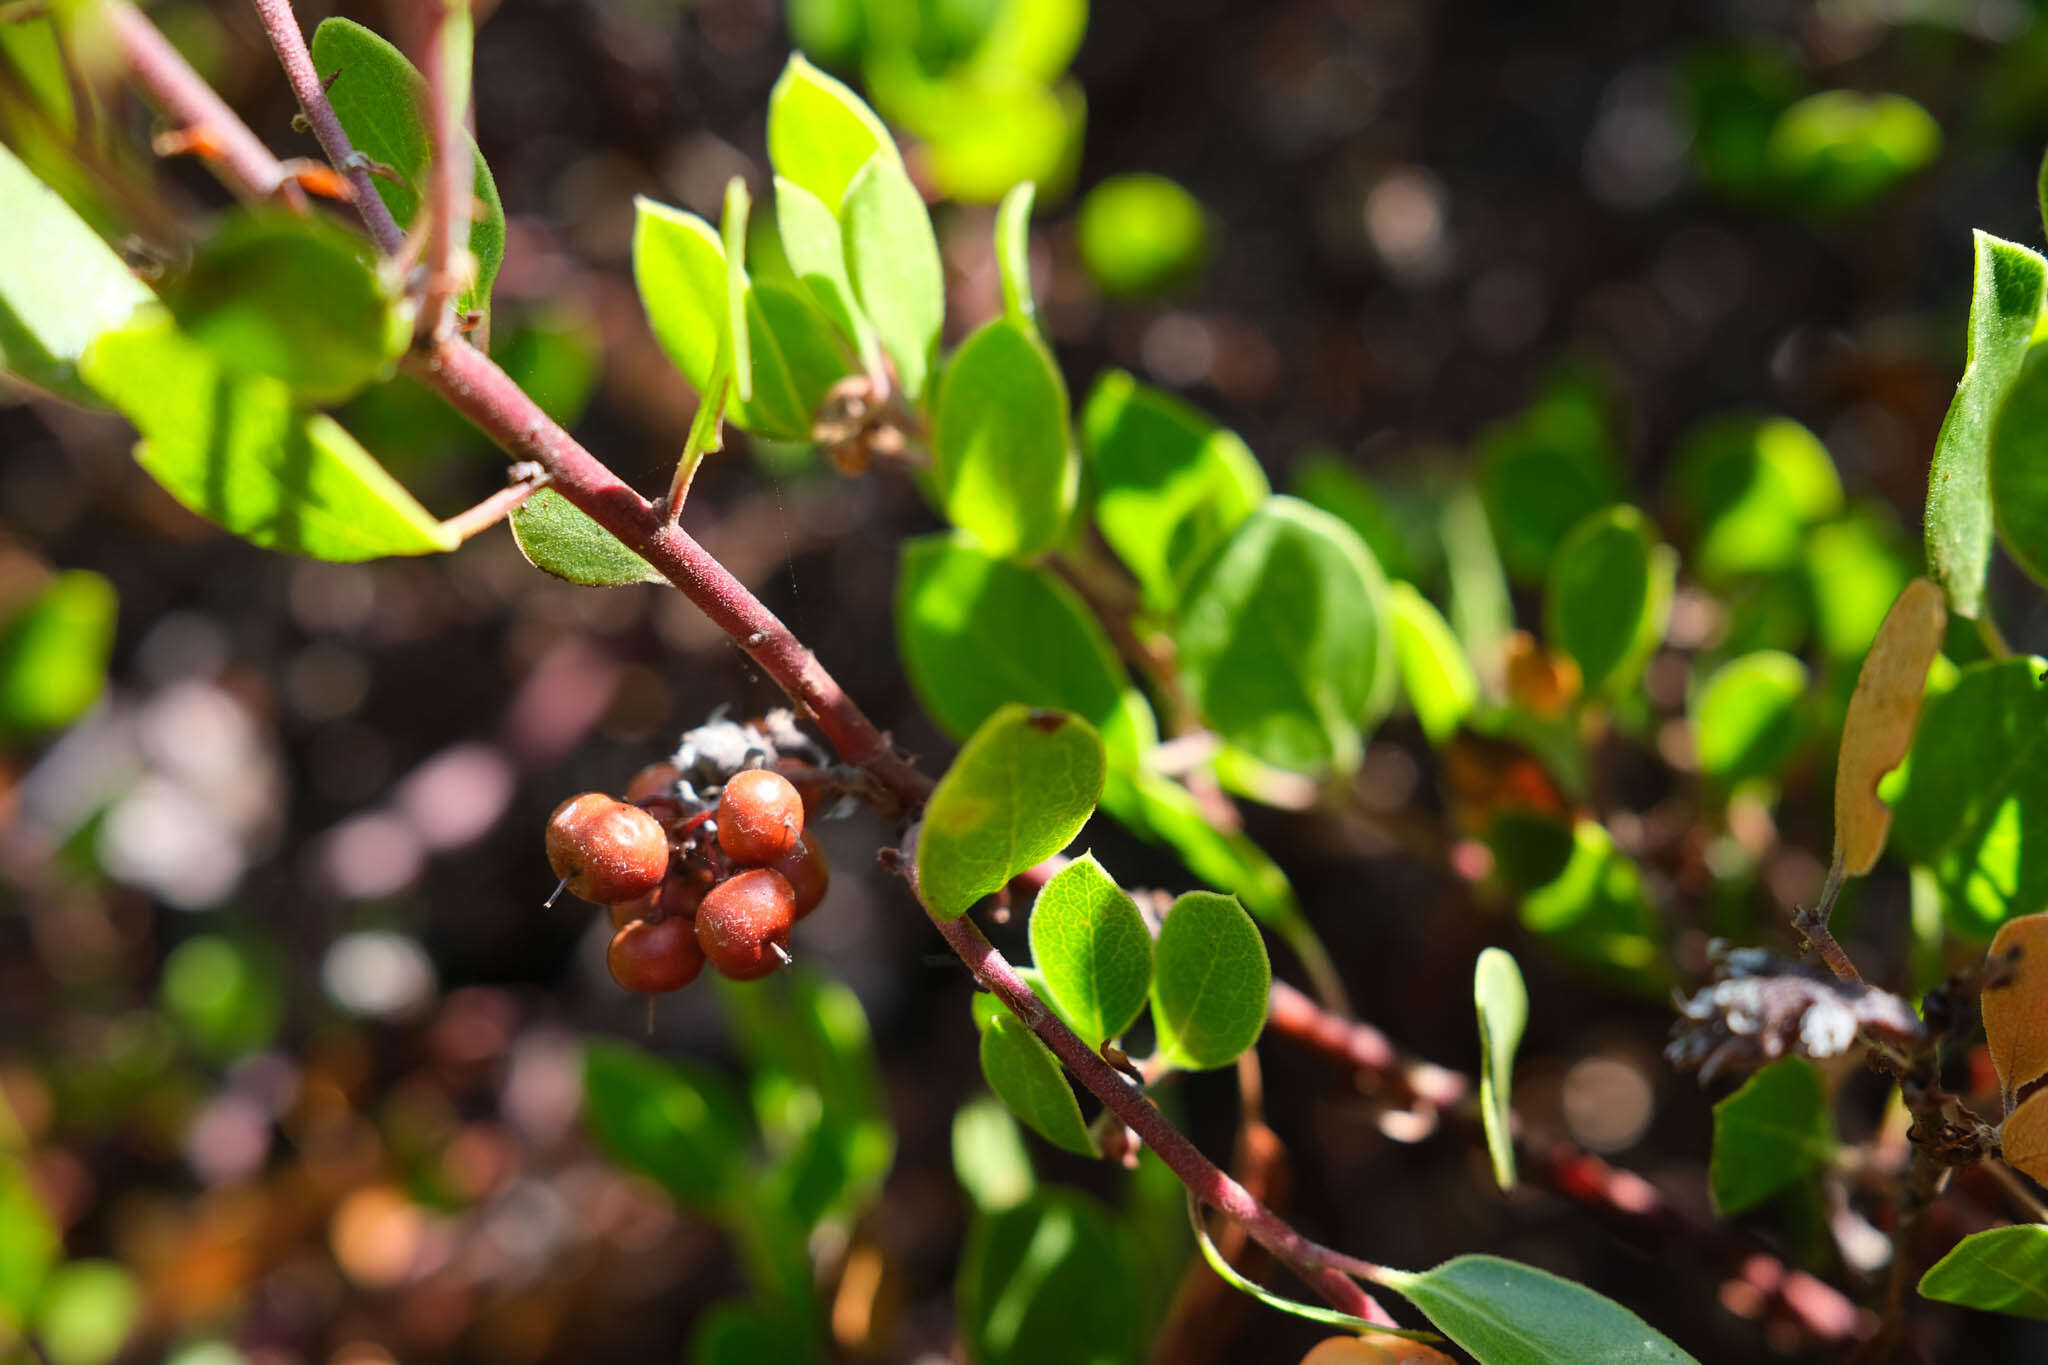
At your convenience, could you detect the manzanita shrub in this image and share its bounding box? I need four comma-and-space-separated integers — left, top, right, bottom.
10, 2, 2048, 1362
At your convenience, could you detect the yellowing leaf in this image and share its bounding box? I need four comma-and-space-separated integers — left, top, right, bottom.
2001, 1086, 2048, 1184
1833, 577, 1946, 876
1984, 913, 2048, 1110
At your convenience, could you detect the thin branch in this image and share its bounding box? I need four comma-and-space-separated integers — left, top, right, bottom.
438, 462, 547, 544
408, 0, 468, 338
249, 0, 404, 253
107, 1, 296, 204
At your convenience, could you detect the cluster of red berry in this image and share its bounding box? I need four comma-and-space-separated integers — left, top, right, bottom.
545, 757, 829, 996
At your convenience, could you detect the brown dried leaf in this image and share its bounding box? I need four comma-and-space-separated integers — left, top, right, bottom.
1833, 577, 1946, 876
2000, 1086, 2048, 1184
1984, 913, 2048, 1110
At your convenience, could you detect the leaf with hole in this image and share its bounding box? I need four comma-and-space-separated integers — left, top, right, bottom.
932, 316, 1075, 555
1474, 947, 1526, 1191
81, 314, 455, 561
917, 704, 1106, 919
310, 17, 505, 320
1925, 231, 2046, 620
1150, 891, 1269, 1070
1029, 853, 1153, 1047
1082, 370, 1268, 612
1835, 577, 1946, 878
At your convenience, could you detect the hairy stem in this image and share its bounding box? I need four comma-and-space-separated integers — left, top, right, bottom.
408, 0, 468, 338
108, 1, 296, 204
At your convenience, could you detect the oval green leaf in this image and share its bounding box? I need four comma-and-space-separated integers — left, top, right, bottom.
0, 142, 153, 404
1082, 370, 1268, 612
974, 998, 1094, 1157
1076, 173, 1209, 299
310, 17, 504, 320
1149, 891, 1269, 1071
1479, 374, 1622, 582
582, 1039, 753, 1213
634, 197, 728, 400
1028, 853, 1153, 1047
958, 1190, 1141, 1365
1919, 1225, 2048, 1320
34, 1260, 140, 1365
1544, 505, 1672, 698
1474, 947, 1527, 1191
0, 570, 116, 735
1891, 656, 2048, 938
767, 53, 897, 211
917, 704, 1107, 919
843, 152, 943, 399
996, 181, 1038, 328
1691, 650, 1808, 787
933, 317, 1075, 556
1927, 231, 2047, 620
1390, 581, 1478, 747
80, 314, 455, 560
167, 209, 407, 404
1709, 1058, 1833, 1216
1377, 1256, 1696, 1364
953, 1095, 1036, 1213
775, 174, 879, 366
1176, 496, 1392, 777
896, 534, 1154, 770
509, 487, 663, 585
1669, 414, 1841, 584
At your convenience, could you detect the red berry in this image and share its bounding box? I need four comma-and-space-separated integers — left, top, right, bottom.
607, 916, 703, 993
717, 770, 805, 866
546, 793, 669, 905
624, 761, 682, 805
696, 868, 796, 981
609, 865, 709, 929
771, 836, 829, 920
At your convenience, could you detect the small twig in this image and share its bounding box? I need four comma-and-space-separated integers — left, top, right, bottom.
438, 463, 548, 544
249, 0, 404, 254
1793, 857, 1862, 985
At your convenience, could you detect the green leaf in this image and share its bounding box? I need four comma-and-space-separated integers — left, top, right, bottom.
1708, 1058, 1833, 1216
1376, 1256, 1696, 1364
1499, 817, 1662, 981
916, 704, 1106, 919
1767, 90, 1940, 212
509, 487, 663, 585
843, 153, 943, 399
721, 178, 753, 403
80, 314, 456, 560
1989, 344, 2048, 588
1028, 853, 1153, 1047
1926, 231, 2047, 621
0, 142, 152, 404
1149, 891, 1269, 1071
953, 1095, 1036, 1213
1806, 509, 1914, 664
1919, 1225, 2048, 1320
1670, 414, 1841, 584
738, 280, 851, 440
973, 997, 1095, 1157
582, 1040, 753, 1213
767, 54, 897, 211
775, 174, 879, 367
1543, 506, 1673, 698
1891, 656, 2048, 939
896, 534, 1154, 769
1176, 496, 1392, 777
309, 17, 504, 319
34, 1261, 140, 1365
1076, 173, 1210, 298
1691, 651, 1808, 787
0, 571, 116, 735
959, 1190, 1141, 1365
160, 934, 285, 1062
1443, 480, 1516, 679
689, 1300, 815, 1365
900, 77, 1087, 205
721, 970, 894, 1227
1474, 947, 1527, 1192
1081, 370, 1269, 612
1184, 1192, 1416, 1335
1389, 581, 1478, 746
633, 197, 728, 401
1480, 374, 1622, 582
0, 1156, 57, 1335
1101, 771, 1301, 932
996, 182, 1038, 328
1290, 455, 1427, 584
932, 317, 1074, 555
167, 209, 407, 404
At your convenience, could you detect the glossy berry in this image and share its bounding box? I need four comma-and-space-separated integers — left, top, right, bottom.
546, 793, 670, 905
716, 769, 805, 866
696, 868, 796, 981
607, 916, 704, 993
771, 836, 829, 920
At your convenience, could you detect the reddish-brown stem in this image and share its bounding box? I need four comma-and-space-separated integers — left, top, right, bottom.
438, 465, 547, 544
249, 0, 405, 254
914, 851, 1392, 1324
408, 0, 467, 338
107, 1, 297, 204
1266, 981, 1468, 1111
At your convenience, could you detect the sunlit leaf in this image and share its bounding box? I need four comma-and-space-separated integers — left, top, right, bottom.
1149, 891, 1269, 1070
1029, 853, 1153, 1047
843, 153, 943, 399
1077, 173, 1209, 298
582, 1040, 754, 1213
1375, 1256, 1696, 1364
958, 1189, 1141, 1365
1474, 948, 1527, 1191
932, 317, 1074, 555
973, 994, 1094, 1157
0, 570, 116, 735
1690, 651, 1807, 787
1920, 1225, 2048, 1321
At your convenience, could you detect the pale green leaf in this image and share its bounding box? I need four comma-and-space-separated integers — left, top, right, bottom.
1149, 891, 1269, 1070
932, 317, 1074, 556
843, 153, 943, 399
1028, 853, 1153, 1047
1474, 947, 1527, 1191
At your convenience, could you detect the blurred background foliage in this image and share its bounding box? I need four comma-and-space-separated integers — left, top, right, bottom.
7, 0, 2048, 1361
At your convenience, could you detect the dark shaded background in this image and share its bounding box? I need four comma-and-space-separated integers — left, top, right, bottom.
11, 0, 2048, 1360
